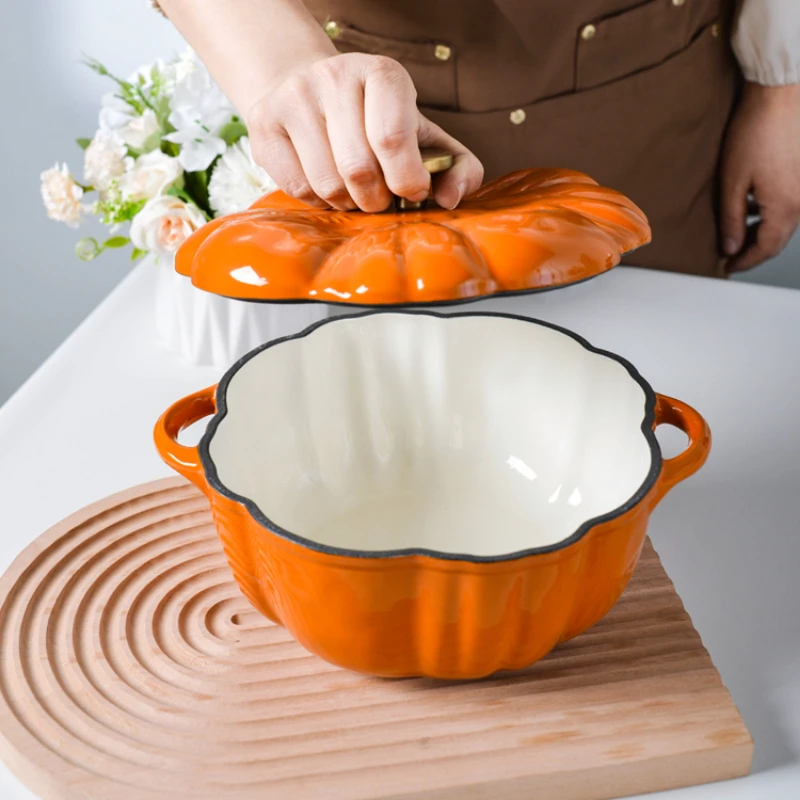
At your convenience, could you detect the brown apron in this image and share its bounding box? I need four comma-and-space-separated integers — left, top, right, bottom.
304, 0, 741, 276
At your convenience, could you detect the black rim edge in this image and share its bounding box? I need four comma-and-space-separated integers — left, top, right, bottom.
198, 309, 662, 563
209, 269, 606, 308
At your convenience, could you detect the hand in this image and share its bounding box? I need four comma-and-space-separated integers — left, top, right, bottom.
720, 82, 800, 272
245, 52, 483, 212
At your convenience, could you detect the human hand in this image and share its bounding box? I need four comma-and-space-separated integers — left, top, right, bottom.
720, 82, 800, 272
245, 52, 483, 212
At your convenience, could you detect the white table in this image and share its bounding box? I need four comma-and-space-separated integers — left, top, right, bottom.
1, 263, 798, 799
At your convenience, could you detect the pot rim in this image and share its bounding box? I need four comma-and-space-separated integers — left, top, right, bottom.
198, 309, 662, 563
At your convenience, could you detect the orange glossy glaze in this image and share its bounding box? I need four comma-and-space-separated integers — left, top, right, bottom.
175, 169, 652, 306
154, 387, 709, 680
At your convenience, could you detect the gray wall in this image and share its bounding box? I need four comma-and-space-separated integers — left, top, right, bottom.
0, 1, 185, 405
0, 1, 797, 406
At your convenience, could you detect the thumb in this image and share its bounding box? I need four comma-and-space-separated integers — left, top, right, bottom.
720, 165, 750, 256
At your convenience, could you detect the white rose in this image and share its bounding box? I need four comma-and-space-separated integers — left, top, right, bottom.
84, 131, 130, 192
120, 150, 183, 202
209, 136, 277, 217
117, 109, 160, 151
40, 163, 84, 227
130, 196, 206, 257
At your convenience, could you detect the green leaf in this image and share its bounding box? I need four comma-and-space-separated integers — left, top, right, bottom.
161, 139, 180, 158
133, 85, 156, 113
218, 120, 248, 146
76, 137, 91, 150
166, 185, 194, 203
165, 186, 212, 221
130, 247, 146, 262
103, 236, 130, 249
141, 130, 163, 154
83, 55, 148, 110
112, 88, 145, 115
183, 169, 212, 216
154, 97, 173, 128
82, 55, 111, 78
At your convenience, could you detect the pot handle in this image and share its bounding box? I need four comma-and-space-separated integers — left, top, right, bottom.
153, 385, 217, 492
652, 393, 711, 505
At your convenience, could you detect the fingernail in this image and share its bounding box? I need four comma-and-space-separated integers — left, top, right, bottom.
444, 183, 466, 210
723, 237, 740, 255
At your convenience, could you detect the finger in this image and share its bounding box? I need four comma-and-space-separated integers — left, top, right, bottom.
363, 59, 432, 202
322, 79, 392, 212
727, 211, 795, 272
417, 114, 484, 209
250, 127, 329, 209
285, 108, 358, 211
719, 161, 750, 257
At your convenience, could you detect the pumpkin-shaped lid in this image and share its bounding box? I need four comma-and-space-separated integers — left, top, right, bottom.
176, 152, 650, 306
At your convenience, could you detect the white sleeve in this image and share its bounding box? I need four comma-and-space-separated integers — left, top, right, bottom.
732, 0, 800, 85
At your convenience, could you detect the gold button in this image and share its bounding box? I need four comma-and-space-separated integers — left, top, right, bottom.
509, 108, 526, 125
711, 22, 720, 37
581, 24, 597, 41
434, 44, 452, 61
672, 0, 686, 6
324, 20, 341, 39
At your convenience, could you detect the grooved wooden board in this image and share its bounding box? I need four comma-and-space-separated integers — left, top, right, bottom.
0, 477, 752, 800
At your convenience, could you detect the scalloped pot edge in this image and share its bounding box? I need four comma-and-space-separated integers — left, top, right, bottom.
175, 169, 652, 306
205, 312, 659, 558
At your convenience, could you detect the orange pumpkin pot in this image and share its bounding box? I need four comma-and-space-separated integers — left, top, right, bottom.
154, 311, 709, 679
175, 168, 651, 306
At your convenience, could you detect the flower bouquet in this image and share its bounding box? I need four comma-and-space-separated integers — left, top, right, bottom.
40, 50, 328, 367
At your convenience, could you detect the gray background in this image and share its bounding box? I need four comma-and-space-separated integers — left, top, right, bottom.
0, 0, 798, 406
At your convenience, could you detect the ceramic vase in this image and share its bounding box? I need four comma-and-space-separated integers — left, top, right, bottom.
152, 254, 329, 369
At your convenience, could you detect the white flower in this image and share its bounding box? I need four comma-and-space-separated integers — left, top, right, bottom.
131, 59, 173, 92
119, 109, 160, 151
97, 60, 173, 152
164, 58, 235, 172
209, 137, 276, 217
99, 98, 160, 151
98, 91, 133, 134
172, 48, 199, 83
84, 131, 130, 192
120, 150, 183, 202
40, 163, 84, 227
130, 195, 206, 257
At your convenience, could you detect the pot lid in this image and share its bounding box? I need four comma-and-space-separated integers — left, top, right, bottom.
176, 150, 651, 306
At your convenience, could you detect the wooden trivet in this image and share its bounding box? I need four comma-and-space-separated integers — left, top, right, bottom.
0, 478, 751, 800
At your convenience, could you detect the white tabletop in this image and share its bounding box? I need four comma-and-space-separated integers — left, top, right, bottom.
1, 263, 798, 799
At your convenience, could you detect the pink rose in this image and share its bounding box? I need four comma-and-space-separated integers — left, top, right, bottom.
130, 195, 206, 257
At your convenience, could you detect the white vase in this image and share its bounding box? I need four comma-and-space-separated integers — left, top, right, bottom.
152, 254, 330, 368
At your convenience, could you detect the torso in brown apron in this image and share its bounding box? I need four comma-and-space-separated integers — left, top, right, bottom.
304, 0, 741, 276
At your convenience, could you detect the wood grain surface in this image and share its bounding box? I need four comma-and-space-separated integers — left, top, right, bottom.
0, 477, 752, 800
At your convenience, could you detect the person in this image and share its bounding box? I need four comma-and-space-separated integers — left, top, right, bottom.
154, 0, 800, 277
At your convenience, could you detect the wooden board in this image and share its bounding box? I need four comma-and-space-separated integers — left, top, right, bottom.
0, 477, 752, 800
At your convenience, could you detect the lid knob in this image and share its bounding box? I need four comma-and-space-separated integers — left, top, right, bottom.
395, 148, 454, 211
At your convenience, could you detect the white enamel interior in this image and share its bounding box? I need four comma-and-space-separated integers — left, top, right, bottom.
208, 314, 654, 557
